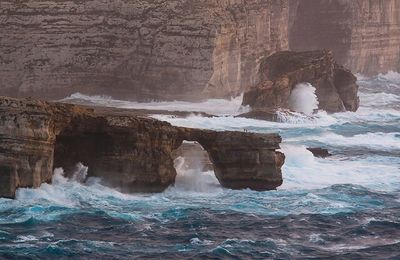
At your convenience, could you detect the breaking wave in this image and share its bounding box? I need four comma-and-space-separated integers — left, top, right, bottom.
61, 92, 250, 116
288, 83, 319, 115
1, 72, 399, 258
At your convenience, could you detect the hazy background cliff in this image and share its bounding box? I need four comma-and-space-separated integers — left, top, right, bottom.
0, 0, 399, 101
290, 0, 400, 76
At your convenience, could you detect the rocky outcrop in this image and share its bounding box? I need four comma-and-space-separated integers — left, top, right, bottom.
242, 50, 360, 113
290, 0, 400, 75
307, 148, 332, 158
0, 0, 289, 101
0, 96, 284, 198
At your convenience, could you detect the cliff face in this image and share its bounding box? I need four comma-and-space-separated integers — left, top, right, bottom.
0, 0, 289, 101
0, 0, 398, 101
290, 0, 400, 75
0, 96, 284, 198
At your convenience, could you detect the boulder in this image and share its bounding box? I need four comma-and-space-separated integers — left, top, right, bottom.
307, 148, 332, 158
242, 50, 359, 113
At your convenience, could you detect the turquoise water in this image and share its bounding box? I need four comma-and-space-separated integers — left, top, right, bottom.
1, 73, 399, 259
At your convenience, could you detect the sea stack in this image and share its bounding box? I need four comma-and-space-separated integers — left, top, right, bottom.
242, 50, 360, 116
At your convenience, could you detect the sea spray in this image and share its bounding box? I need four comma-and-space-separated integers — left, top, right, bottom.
71, 162, 89, 183
174, 156, 221, 193
1, 74, 399, 258
288, 83, 319, 115
61, 93, 249, 116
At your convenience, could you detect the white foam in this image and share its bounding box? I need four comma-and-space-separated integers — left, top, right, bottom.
377, 71, 400, 83
287, 132, 400, 151
61, 92, 249, 116
152, 112, 337, 132
359, 91, 400, 108
16, 168, 80, 208
279, 144, 400, 191
289, 83, 319, 115
71, 162, 89, 183
173, 155, 221, 193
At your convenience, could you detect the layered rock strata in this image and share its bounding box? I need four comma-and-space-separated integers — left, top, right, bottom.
0, 0, 399, 101
242, 50, 360, 114
0, 0, 289, 101
290, 0, 400, 75
0, 96, 284, 198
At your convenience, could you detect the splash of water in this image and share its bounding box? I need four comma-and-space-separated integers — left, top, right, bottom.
71, 162, 89, 183
173, 156, 221, 193
289, 83, 319, 115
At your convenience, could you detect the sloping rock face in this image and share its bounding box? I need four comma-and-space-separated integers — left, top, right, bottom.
290, 0, 400, 75
0, 0, 289, 101
242, 50, 360, 113
0, 96, 284, 198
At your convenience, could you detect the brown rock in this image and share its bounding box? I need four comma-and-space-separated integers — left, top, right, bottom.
307, 148, 332, 158
0, 96, 285, 198
242, 50, 359, 113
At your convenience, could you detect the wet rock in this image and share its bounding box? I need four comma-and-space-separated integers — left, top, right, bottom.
242, 50, 360, 113
307, 148, 332, 158
0, 96, 285, 198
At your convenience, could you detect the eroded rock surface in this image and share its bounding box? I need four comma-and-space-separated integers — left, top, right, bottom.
0, 96, 284, 198
0, 1, 399, 101
242, 50, 360, 114
0, 0, 289, 101
290, 0, 400, 75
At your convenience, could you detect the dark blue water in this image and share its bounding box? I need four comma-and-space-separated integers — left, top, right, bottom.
1, 72, 399, 259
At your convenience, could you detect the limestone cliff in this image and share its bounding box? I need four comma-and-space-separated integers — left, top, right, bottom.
0, 0, 398, 101
0, 96, 284, 198
290, 0, 400, 75
0, 0, 289, 101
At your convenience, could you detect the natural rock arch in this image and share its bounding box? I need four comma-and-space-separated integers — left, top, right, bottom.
0, 96, 285, 198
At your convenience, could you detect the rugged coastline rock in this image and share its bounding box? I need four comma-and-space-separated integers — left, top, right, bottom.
307, 148, 332, 158
0, 0, 289, 101
0, 96, 284, 198
1, 0, 397, 102
242, 50, 360, 114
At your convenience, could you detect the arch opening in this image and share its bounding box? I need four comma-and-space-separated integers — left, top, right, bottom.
53, 128, 109, 183
172, 141, 221, 192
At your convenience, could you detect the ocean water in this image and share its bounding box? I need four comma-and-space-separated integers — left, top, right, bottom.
1, 73, 400, 259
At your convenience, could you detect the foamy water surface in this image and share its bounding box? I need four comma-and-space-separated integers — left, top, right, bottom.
1, 72, 399, 259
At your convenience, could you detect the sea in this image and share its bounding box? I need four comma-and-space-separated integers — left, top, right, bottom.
0, 72, 399, 259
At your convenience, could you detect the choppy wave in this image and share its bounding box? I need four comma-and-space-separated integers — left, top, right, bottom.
61, 92, 250, 116
1, 165, 399, 258
1, 73, 400, 258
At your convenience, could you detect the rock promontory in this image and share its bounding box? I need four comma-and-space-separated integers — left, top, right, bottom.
0, 96, 284, 198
